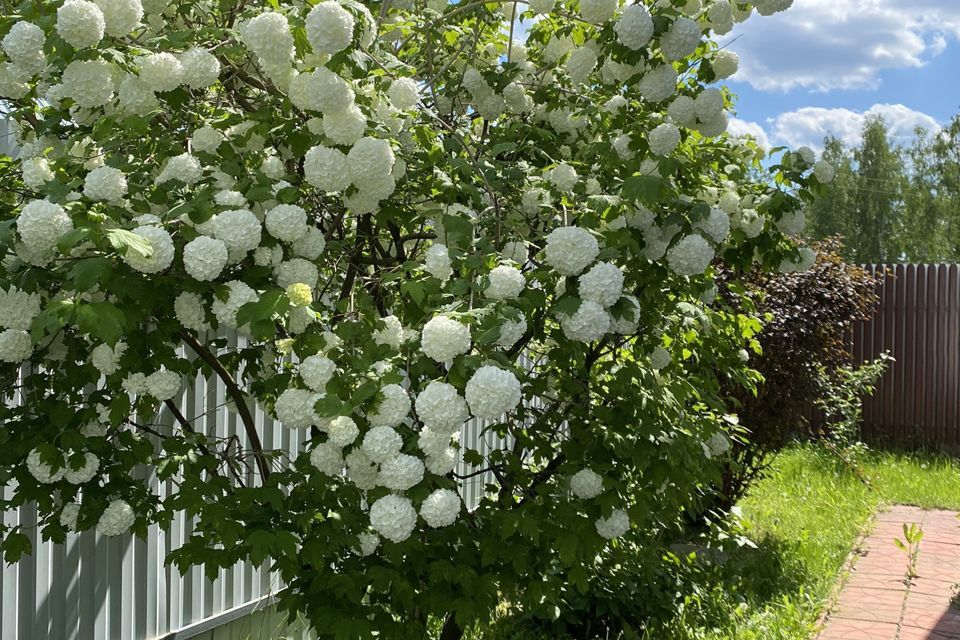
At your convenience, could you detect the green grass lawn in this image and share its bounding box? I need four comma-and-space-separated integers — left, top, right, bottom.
654, 444, 960, 640
474, 443, 960, 640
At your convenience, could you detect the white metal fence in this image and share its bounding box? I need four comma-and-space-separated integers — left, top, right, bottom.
0, 333, 516, 639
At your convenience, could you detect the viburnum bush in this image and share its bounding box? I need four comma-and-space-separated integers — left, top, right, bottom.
0, 0, 827, 636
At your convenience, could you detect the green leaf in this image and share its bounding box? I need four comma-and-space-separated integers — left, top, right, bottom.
76, 302, 127, 345
2, 532, 32, 563
104, 229, 153, 259
68, 257, 113, 291
236, 288, 289, 327
622, 175, 664, 205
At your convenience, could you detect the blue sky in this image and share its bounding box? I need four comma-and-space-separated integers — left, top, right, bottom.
720, 0, 960, 152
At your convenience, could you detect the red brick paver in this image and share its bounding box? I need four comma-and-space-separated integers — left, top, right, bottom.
818, 506, 960, 640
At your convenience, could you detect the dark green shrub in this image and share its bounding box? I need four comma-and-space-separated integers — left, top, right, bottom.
717, 238, 880, 507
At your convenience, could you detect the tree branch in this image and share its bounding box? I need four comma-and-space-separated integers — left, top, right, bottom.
179, 330, 271, 481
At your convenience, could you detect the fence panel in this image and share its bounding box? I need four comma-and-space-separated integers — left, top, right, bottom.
851, 264, 960, 451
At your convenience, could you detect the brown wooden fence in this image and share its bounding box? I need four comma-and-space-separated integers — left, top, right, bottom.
852, 264, 960, 452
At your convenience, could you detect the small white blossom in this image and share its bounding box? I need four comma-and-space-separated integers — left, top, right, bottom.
570, 468, 604, 499
420, 489, 461, 527
420, 316, 471, 363
595, 509, 630, 539
369, 494, 417, 543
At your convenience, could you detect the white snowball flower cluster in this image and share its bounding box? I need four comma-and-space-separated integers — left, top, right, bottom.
117, 74, 158, 114
615, 4, 654, 49
0, 286, 41, 331
178, 47, 220, 89
326, 416, 360, 447
310, 441, 344, 476
650, 346, 671, 370
22, 157, 53, 189
378, 453, 424, 491
696, 208, 731, 244
369, 494, 417, 543
156, 153, 202, 185
420, 316, 470, 363
814, 160, 835, 183
60, 503, 81, 531
138, 52, 183, 93
357, 532, 379, 556
299, 355, 336, 391
595, 509, 630, 539
387, 77, 419, 110
776, 209, 805, 236
424, 244, 453, 281
415, 381, 468, 433
62, 60, 114, 108
374, 315, 405, 350
578, 262, 624, 308
465, 365, 521, 421
275, 388, 319, 429
712, 50, 739, 80
27, 449, 64, 483
17, 200, 73, 255
275, 258, 319, 289
211, 280, 258, 328
649, 123, 681, 156
666, 234, 714, 276
64, 452, 99, 484
96, 499, 136, 536
638, 64, 678, 103
497, 316, 527, 348
240, 12, 294, 83
304, 145, 351, 192
368, 384, 411, 428
570, 468, 604, 499
191, 126, 223, 154
346, 449, 379, 490
265, 204, 308, 243
362, 426, 403, 463
95, 0, 143, 37
486, 265, 525, 300
83, 166, 127, 202
780, 247, 817, 273
2, 22, 46, 77
0, 329, 32, 363
544, 226, 599, 276
661, 17, 701, 61
174, 292, 208, 332
706, 433, 731, 457
420, 489, 461, 528
345, 137, 396, 210
145, 369, 180, 400
560, 300, 610, 343
293, 227, 326, 260
91, 341, 126, 375
213, 209, 261, 256
566, 47, 597, 85
183, 236, 228, 281
57, 0, 105, 49
306, 2, 355, 56
123, 226, 174, 274
548, 162, 578, 192
579, 0, 617, 24
290, 68, 354, 114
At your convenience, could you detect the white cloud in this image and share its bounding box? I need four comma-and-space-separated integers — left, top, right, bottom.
727, 117, 771, 149
769, 104, 940, 151
723, 0, 960, 92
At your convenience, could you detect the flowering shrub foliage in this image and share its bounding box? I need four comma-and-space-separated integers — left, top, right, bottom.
0, 0, 828, 636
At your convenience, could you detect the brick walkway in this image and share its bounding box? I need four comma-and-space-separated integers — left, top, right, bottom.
818, 506, 960, 640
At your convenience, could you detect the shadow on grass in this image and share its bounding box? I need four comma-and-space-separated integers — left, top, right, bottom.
466, 535, 813, 640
